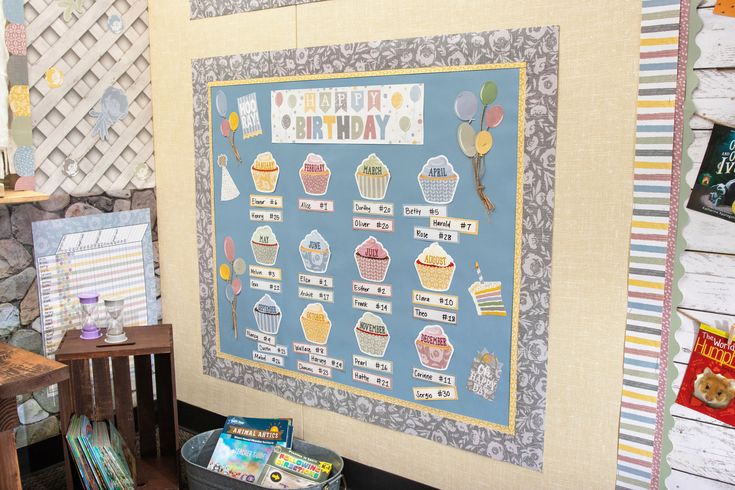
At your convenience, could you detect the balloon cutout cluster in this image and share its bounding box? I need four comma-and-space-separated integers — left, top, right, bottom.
454, 81, 505, 218
219, 236, 246, 338
215, 90, 242, 163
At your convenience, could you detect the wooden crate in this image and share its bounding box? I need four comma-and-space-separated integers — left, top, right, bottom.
56, 325, 179, 489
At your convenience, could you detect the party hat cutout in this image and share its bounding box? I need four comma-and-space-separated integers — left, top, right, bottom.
220, 166, 240, 201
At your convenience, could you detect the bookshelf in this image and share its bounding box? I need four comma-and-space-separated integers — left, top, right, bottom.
56, 325, 179, 489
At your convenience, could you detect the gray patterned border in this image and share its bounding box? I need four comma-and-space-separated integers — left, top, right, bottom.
192, 26, 558, 469
190, 0, 322, 19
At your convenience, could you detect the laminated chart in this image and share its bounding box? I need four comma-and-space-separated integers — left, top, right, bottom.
32, 210, 158, 357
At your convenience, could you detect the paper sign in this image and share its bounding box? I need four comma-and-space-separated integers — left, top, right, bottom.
257, 343, 288, 356
250, 278, 282, 293
237, 93, 263, 139
250, 210, 283, 222
249, 265, 282, 281
298, 274, 333, 289
298, 286, 334, 303
412, 367, 456, 386
429, 217, 480, 235
353, 355, 393, 374
353, 217, 394, 233
253, 351, 284, 367
271, 83, 424, 144
412, 386, 458, 401
245, 329, 276, 346
412, 290, 458, 310
297, 360, 332, 378
353, 296, 392, 315
353, 201, 394, 216
352, 281, 392, 297
413, 227, 459, 243
352, 369, 392, 389
298, 198, 334, 213
714, 0, 735, 17
292, 343, 327, 356
403, 205, 447, 218
413, 306, 457, 324
308, 354, 344, 371
250, 195, 283, 208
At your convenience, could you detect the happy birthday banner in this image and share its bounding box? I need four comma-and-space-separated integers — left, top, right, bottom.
271, 83, 424, 145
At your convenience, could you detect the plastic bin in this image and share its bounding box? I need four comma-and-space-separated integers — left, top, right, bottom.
182, 429, 344, 490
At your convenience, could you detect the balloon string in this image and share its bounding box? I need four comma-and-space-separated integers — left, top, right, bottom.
473, 154, 494, 219
231, 291, 238, 339
228, 129, 242, 163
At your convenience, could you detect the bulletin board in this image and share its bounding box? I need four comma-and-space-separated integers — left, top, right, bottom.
193, 26, 558, 469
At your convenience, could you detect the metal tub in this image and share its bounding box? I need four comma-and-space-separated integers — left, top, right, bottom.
182, 429, 343, 490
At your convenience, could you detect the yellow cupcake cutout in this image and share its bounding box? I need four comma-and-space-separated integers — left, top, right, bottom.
45, 67, 64, 88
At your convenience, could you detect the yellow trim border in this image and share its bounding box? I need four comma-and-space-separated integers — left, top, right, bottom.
207, 62, 526, 435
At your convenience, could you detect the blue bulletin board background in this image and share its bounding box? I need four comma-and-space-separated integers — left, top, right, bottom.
210, 66, 522, 428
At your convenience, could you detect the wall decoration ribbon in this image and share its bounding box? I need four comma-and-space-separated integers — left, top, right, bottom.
613, 1, 690, 488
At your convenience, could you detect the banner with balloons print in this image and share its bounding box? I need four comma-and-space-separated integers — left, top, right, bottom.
270, 84, 424, 145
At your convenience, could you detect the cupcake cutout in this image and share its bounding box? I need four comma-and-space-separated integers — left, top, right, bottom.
354, 312, 390, 358
251, 226, 279, 265
354, 236, 391, 283
300, 303, 332, 345
299, 230, 330, 274
415, 242, 456, 292
415, 325, 454, 371
355, 153, 390, 200
253, 294, 281, 335
250, 151, 280, 193
417, 155, 459, 204
299, 153, 331, 196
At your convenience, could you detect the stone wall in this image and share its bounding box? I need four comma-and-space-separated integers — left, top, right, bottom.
0, 189, 160, 447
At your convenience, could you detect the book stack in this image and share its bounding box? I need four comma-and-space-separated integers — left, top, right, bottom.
207, 416, 333, 488
65, 414, 136, 490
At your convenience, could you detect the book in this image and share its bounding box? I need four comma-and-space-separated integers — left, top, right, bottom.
207, 417, 294, 483
223, 416, 293, 448
255, 446, 333, 489
65, 415, 101, 490
687, 123, 735, 223
675, 323, 735, 426
65, 414, 135, 490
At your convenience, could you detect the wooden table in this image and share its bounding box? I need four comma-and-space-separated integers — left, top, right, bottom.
0, 343, 69, 489
55, 324, 179, 489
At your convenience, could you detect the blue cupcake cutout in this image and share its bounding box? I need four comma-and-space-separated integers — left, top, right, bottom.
299, 229, 330, 274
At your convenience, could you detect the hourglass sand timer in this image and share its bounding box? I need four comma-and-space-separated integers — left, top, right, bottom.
104, 297, 127, 344
78, 293, 102, 340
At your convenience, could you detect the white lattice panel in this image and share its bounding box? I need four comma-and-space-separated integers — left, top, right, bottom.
26, 0, 154, 195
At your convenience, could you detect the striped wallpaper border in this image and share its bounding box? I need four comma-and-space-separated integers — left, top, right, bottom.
615, 1, 689, 489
